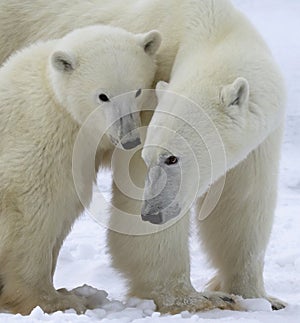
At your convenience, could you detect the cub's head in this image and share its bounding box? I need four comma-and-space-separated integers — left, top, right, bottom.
49, 25, 161, 149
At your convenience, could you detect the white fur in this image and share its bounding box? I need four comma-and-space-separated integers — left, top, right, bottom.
0, 25, 160, 314
0, 0, 183, 82
141, 0, 286, 312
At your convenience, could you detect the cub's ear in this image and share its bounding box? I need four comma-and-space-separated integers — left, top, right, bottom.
51, 51, 77, 72
156, 81, 169, 99
221, 77, 249, 107
137, 30, 162, 56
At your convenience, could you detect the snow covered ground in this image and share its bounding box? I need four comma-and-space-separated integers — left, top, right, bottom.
1, 0, 299, 322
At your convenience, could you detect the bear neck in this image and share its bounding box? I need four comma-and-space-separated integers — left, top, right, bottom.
184, 0, 236, 43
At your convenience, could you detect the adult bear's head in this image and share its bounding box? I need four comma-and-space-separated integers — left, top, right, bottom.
48, 25, 161, 150
141, 77, 250, 225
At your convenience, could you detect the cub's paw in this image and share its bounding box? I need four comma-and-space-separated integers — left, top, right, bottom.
40, 292, 88, 314
57, 285, 110, 310
157, 291, 244, 314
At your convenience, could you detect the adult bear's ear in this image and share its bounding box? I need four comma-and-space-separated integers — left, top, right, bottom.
221, 77, 249, 108
156, 81, 169, 100
51, 51, 77, 72
137, 30, 162, 56
156, 80, 169, 92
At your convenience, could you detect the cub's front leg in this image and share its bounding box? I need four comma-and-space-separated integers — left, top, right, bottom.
0, 192, 88, 315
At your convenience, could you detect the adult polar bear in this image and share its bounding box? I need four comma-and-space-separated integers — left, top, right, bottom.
0, 25, 162, 314
139, 0, 286, 313
0, 0, 285, 314
0, 0, 182, 81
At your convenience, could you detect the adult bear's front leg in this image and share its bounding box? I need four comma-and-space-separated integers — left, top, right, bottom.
197, 131, 286, 310
107, 149, 242, 313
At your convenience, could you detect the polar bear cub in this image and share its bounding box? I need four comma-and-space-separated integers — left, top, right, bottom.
0, 25, 161, 314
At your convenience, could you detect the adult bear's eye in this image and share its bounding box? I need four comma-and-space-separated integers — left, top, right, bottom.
135, 88, 142, 98
99, 93, 110, 102
165, 156, 179, 165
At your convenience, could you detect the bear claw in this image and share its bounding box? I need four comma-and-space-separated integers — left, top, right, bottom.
220, 296, 235, 303
156, 291, 243, 314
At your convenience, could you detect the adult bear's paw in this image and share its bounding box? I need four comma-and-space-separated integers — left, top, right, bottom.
156, 291, 244, 314
266, 295, 287, 311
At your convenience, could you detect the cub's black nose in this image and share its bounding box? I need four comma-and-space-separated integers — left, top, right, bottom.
141, 212, 163, 225
121, 138, 141, 150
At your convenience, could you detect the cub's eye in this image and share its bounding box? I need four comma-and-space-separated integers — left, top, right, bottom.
99, 93, 110, 102
165, 156, 179, 166
135, 88, 142, 98
231, 97, 239, 106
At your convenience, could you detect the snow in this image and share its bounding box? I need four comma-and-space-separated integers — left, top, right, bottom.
1, 0, 299, 322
